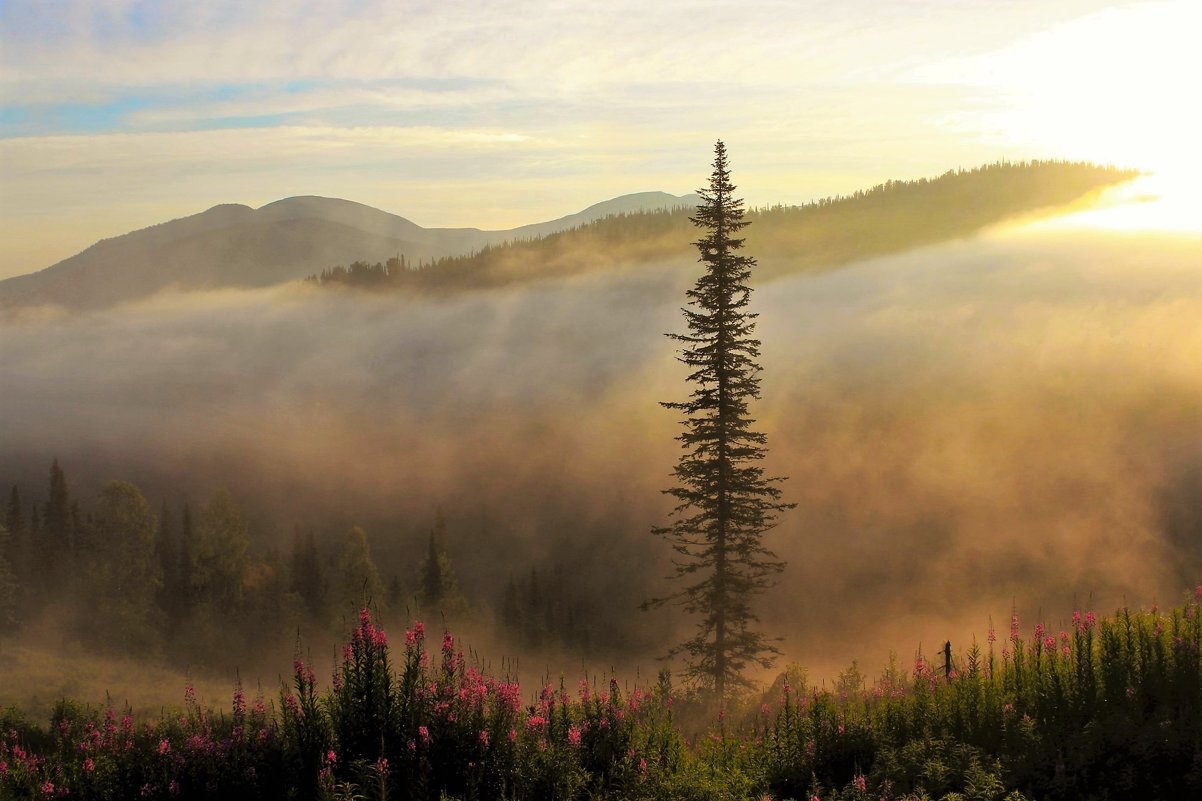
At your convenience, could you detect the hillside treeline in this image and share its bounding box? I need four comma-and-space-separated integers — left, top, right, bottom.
0, 461, 592, 668
307, 161, 1136, 293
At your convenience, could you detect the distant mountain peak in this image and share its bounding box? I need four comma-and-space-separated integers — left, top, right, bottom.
0, 190, 700, 311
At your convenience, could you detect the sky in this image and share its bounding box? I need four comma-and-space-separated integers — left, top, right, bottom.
0, 0, 1198, 279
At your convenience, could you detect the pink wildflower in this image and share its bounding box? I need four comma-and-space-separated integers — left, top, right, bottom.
159, 739, 170, 755
854, 773, 867, 792
479, 730, 490, 747
84, 757, 95, 773
418, 726, 430, 743
567, 725, 582, 747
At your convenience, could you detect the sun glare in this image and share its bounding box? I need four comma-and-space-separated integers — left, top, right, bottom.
955, 1, 1202, 235
1019, 172, 1202, 235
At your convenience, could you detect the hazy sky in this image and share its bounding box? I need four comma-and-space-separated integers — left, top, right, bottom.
1, 0, 1198, 278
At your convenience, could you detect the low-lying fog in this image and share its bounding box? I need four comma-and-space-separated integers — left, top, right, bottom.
3, 207, 1202, 688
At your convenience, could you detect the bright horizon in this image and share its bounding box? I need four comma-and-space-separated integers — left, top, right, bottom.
1, 0, 1198, 280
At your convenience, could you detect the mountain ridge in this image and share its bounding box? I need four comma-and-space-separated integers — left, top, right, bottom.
0, 191, 701, 311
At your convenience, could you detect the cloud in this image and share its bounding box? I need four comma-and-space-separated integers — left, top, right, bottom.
0, 0, 1151, 276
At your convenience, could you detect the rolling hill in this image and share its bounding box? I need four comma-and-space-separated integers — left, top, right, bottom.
0, 191, 700, 311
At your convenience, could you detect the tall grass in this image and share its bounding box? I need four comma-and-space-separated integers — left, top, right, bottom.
2, 593, 1200, 800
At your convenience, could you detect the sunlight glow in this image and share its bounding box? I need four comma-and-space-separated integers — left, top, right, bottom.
919, 0, 1201, 235
1021, 172, 1202, 235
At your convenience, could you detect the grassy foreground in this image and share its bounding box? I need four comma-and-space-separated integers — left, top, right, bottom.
2, 593, 1200, 800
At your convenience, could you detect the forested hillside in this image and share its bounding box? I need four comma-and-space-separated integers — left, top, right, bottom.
309, 161, 1136, 292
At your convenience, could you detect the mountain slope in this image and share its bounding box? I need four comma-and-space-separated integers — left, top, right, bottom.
311, 161, 1138, 294
0, 192, 699, 311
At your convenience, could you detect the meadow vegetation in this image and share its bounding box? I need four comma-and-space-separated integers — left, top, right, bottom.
2, 594, 1199, 800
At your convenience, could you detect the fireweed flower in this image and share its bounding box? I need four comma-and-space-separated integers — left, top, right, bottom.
567, 725, 581, 747
159, 739, 170, 755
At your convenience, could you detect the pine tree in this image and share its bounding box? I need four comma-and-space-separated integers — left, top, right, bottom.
5, 486, 23, 538
648, 140, 792, 699
418, 510, 465, 614
290, 527, 326, 618
44, 458, 72, 559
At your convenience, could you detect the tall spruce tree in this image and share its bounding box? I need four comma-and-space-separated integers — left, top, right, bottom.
44, 458, 72, 557
648, 140, 792, 698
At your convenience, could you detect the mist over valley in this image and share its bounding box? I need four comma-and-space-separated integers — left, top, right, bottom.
3, 164, 1197, 695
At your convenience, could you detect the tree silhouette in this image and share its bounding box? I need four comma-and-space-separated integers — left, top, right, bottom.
648, 140, 792, 699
